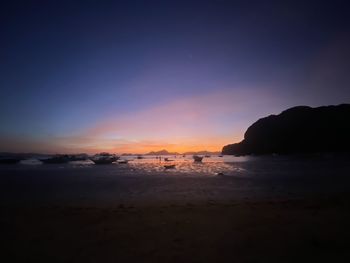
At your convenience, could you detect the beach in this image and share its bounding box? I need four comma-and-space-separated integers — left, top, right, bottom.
3, 0, 350, 261
1, 155, 350, 262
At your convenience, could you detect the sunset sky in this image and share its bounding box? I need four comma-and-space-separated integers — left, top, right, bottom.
1, 0, 350, 154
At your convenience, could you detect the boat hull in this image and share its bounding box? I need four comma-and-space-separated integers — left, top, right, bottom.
90, 157, 118, 164
0, 158, 22, 164
40, 158, 69, 164
193, 156, 203, 162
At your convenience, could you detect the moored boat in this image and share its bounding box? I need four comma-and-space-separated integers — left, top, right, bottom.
90, 152, 119, 164
40, 155, 70, 164
193, 155, 203, 162
67, 154, 88, 161
0, 158, 22, 164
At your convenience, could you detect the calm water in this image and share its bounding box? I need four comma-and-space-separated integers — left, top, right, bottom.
1, 154, 350, 206
19, 155, 250, 177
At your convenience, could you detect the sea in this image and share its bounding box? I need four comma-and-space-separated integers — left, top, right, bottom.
0, 154, 349, 206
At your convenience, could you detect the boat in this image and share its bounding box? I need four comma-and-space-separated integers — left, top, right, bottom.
67, 154, 88, 161
91, 158, 118, 164
193, 155, 203, 162
40, 155, 70, 164
137, 156, 143, 159
90, 153, 119, 164
0, 158, 22, 164
118, 159, 129, 164
164, 164, 176, 169
164, 158, 174, 162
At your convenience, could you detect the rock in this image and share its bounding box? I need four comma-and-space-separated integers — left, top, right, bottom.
222, 104, 350, 155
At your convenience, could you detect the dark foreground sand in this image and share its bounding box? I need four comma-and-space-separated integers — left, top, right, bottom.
2, 195, 350, 263
1, 157, 350, 262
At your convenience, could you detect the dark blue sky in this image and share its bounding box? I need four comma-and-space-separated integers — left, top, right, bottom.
1, 0, 350, 153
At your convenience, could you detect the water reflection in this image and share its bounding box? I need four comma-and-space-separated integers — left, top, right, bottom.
121, 155, 250, 176
16, 155, 251, 177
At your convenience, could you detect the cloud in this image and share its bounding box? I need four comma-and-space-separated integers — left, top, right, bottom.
1, 86, 289, 154
56, 86, 286, 153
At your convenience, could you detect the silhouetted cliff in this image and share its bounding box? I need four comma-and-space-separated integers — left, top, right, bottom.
222, 104, 350, 155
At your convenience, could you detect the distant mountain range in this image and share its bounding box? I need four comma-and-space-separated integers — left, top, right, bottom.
222, 104, 350, 156
182, 150, 221, 155
1, 150, 221, 158
145, 150, 179, 155
145, 149, 221, 155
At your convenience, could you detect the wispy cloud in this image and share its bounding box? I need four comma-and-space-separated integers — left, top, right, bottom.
1, 86, 288, 154
56, 86, 285, 153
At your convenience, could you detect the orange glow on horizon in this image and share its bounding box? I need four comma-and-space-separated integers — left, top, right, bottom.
1, 88, 277, 154
0, 133, 242, 155
86, 142, 227, 155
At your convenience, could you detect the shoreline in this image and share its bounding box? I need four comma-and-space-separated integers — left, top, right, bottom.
2, 156, 350, 262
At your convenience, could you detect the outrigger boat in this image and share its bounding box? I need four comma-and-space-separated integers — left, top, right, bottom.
67, 154, 88, 161
40, 155, 70, 164
0, 158, 22, 164
193, 155, 203, 162
90, 153, 119, 164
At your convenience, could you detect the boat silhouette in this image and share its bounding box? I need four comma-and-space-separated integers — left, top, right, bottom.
193, 155, 203, 162
90, 153, 119, 164
0, 158, 22, 164
40, 155, 69, 164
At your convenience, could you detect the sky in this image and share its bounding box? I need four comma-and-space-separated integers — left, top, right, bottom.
1, 0, 350, 154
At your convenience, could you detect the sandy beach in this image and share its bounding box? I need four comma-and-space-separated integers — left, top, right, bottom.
1, 156, 350, 262
3, 0, 350, 261
2, 196, 350, 262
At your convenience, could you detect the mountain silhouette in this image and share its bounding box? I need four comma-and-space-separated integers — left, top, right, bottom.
222, 104, 350, 155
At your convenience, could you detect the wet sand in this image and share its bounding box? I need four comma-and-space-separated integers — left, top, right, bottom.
2, 196, 350, 263
1, 156, 350, 262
